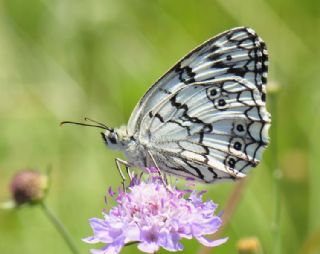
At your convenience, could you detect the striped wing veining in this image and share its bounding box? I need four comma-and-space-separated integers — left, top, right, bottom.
127, 27, 270, 183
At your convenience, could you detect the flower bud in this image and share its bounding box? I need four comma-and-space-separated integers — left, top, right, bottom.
10, 170, 48, 206
237, 237, 261, 254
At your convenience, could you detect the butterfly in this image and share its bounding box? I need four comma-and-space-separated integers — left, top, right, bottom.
63, 27, 270, 183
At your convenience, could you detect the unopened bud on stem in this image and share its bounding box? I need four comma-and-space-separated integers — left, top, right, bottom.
10, 170, 48, 206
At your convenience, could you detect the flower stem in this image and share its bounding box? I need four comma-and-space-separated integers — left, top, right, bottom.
197, 178, 248, 254
40, 202, 81, 254
270, 91, 281, 254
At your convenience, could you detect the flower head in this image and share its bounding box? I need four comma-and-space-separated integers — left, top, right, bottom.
10, 169, 48, 206
84, 170, 227, 253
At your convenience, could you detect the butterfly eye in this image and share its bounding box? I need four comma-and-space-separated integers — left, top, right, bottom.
108, 132, 118, 144
207, 87, 221, 100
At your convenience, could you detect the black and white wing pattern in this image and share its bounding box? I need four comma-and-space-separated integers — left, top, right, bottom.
127, 27, 270, 183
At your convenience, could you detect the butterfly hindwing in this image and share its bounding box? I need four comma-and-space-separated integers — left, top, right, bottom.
127, 27, 270, 182
141, 78, 270, 182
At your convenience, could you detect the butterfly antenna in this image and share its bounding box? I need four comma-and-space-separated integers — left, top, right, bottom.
60, 119, 111, 131
84, 117, 110, 129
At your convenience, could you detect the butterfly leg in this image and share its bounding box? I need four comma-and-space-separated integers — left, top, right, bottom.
115, 158, 131, 191
147, 150, 169, 188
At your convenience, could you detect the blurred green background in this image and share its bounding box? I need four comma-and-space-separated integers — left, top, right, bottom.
0, 0, 319, 253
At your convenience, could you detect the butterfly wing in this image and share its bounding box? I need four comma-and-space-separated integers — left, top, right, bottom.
127, 27, 270, 183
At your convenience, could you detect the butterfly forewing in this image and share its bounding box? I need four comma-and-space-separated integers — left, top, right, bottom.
127, 27, 270, 183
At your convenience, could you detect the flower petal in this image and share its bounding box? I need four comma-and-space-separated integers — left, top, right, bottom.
90, 240, 124, 254
108, 187, 115, 197
138, 241, 160, 253
83, 236, 100, 244
84, 171, 227, 253
192, 217, 222, 236
87, 218, 125, 243
196, 236, 228, 247
124, 224, 141, 243
159, 230, 183, 252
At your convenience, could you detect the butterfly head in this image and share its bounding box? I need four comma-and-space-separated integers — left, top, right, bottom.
101, 126, 129, 151
60, 118, 129, 151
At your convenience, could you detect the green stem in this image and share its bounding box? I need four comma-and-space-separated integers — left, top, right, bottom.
40, 202, 81, 254
270, 92, 281, 254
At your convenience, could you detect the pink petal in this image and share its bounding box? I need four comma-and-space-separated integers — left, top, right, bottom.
108, 187, 115, 197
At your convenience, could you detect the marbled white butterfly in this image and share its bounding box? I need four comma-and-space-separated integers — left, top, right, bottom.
63, 27, 270, 183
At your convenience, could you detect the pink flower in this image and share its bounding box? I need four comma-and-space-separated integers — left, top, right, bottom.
84, 170, 227, 253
